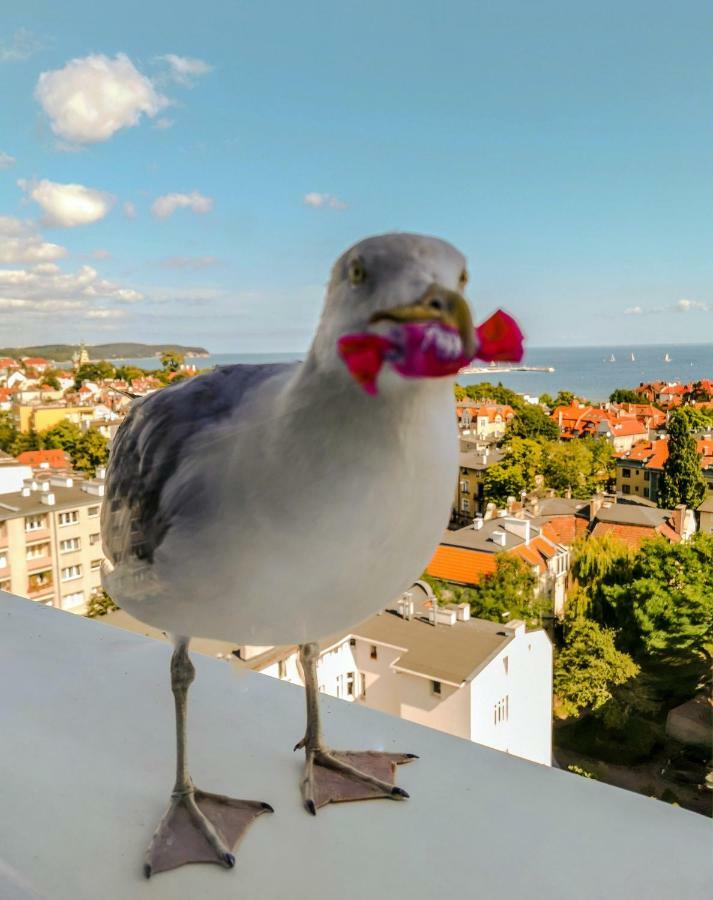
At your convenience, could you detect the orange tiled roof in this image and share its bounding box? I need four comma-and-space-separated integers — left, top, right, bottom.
15, 449, 70, 468
591, 521, 680, 549
541, 516, 588, 546
617, 438, 713, 472
426, 546, 498, 584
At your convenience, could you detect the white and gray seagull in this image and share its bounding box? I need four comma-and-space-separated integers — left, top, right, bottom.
101, 232, 477, 877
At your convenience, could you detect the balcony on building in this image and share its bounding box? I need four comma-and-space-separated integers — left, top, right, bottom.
0, 589, 710, 900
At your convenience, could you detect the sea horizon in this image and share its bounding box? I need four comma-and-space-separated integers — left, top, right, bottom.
85, 341, 710, 403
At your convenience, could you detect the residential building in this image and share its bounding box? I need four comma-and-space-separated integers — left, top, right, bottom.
0, 475, 105, 614
429, 516, 569, 617
456, 402, 514, 441
13, 402, 96, 433
698, 495, 713, 534
588, 500, 695, 549
615, 438, 713, 502
595, 417, 649, 452
252, 585, 552, 765
453, 445, 502, 522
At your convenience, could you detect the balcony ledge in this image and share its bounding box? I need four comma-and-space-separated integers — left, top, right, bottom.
0, 590, 710, 900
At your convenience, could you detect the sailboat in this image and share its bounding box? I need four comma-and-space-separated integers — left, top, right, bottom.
664, 353, 671, 363
630, 352, 636, 362
609, 353, 616, 363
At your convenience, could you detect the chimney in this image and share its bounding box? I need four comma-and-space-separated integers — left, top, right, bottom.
455, 603, 470, 622
472, 516, 484, 531
506, 495, 516, 515
504, 619, 526, 636
484, 502, 497, 521
397, 592, 414, 620
502, 517, 531, 545
672, 504, 686, 536
589, 493, 604, 522
40, 492, 55, 506
492, 530, 507, 547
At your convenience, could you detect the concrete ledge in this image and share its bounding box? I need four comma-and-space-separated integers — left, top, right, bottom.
0, 591, 711, 900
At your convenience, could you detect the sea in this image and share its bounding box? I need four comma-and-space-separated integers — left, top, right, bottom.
103, 343, 712, 403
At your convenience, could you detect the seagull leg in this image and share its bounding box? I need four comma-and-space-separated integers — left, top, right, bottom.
144, 637, 273, 878
295, 642, 416, 814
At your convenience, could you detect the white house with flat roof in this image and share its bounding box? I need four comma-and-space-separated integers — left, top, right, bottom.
249, 582, 552, 766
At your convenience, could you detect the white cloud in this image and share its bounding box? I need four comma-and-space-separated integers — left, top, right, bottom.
18, 178, 114, 228
161, 255, 219, 268
303, 192, 348, 210
624, 305, 642, 316
0, 151, 15, 169
154, 117, 175, 130
0, 28, 42, 63
0, 216, 68, 264
0, 260, 142, 320
123, 201, 137, 219
35, 53, 168, 144
91, 248, 111, 260
157, 54, 213, 86
86, 308, 126, 319
676, 298, 708, 313
151, 191, 213, 218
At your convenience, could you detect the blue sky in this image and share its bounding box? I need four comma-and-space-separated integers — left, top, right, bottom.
1, 0, 711, 352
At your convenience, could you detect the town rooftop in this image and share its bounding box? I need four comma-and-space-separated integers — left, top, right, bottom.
0, 590, 710, 900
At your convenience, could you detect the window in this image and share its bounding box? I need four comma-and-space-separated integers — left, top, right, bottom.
89, 533, 101, 546
359, 672, 367, 699
346, 672, 355, 697
278, 659, 287, 679
0, 551, 7, 568
503, 656, 509, 675
460, 480, 469, 493
622, 484, 631, 495
0, 578, 10, 592
644, 471, 650, 481
349, 637, 356, 647
60, 537, 80, 553
622, 468, 631, 478
62, 591, 84, 610
88, 506, 99, 517
493, 695, 509, 724
370, 645, 378, 660
58, 510, 79, 526
28, 570, 52, 593
61, 564, 82, 581
460, 497, 471, 513
26, 543, 50, 561
90, 559, 102, 571
432, 680, 442, 695
25, 515, 47, 532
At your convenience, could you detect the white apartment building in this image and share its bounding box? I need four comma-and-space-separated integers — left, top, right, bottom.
0, 474, 106, 614
248, 582, 552, 766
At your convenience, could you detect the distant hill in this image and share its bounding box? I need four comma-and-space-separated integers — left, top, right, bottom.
0, 343, 210, 362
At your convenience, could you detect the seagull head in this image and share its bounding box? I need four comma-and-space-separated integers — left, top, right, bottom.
311, 233, 474, 392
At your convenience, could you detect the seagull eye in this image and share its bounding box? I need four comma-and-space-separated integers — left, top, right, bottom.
429, 297, 445, 311
459, 269, 468, 291
348, 258, 366, 285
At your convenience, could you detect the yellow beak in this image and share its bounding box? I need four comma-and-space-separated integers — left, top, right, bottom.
369, 285, 475, 359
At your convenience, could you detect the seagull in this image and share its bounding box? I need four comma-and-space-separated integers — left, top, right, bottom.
101, 232, 518, 877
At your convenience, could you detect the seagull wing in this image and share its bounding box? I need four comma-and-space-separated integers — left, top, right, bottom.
101, 363, 295, 567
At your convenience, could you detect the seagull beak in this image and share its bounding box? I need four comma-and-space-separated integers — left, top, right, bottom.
369, 285, 475, 359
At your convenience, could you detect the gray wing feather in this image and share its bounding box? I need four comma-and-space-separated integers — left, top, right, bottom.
101, 363, 294, 566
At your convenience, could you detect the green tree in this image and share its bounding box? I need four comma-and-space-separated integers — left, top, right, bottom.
72, 428, 109, 476
161, 350, 184, 373
41, 420, 82, 457
554, 618, 639, 718
675, 405, 713, 431
85, 589, 119, 618
114, 365, 146, 383
543, 440, 594, 497
505, 404, 559, 442
581, 436, 615, 492
609, 388, 640, 404
40, 370, 61, 390
602, 534, 713, 662
0, 412, 18, 453
569, 533, 633, 623
10, 430, 41, 455
454, 381, 524, 409
658, 410, 707, 510
554, 390, 577, 407
538, 393, 554, 408
74, 360, 115, 389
